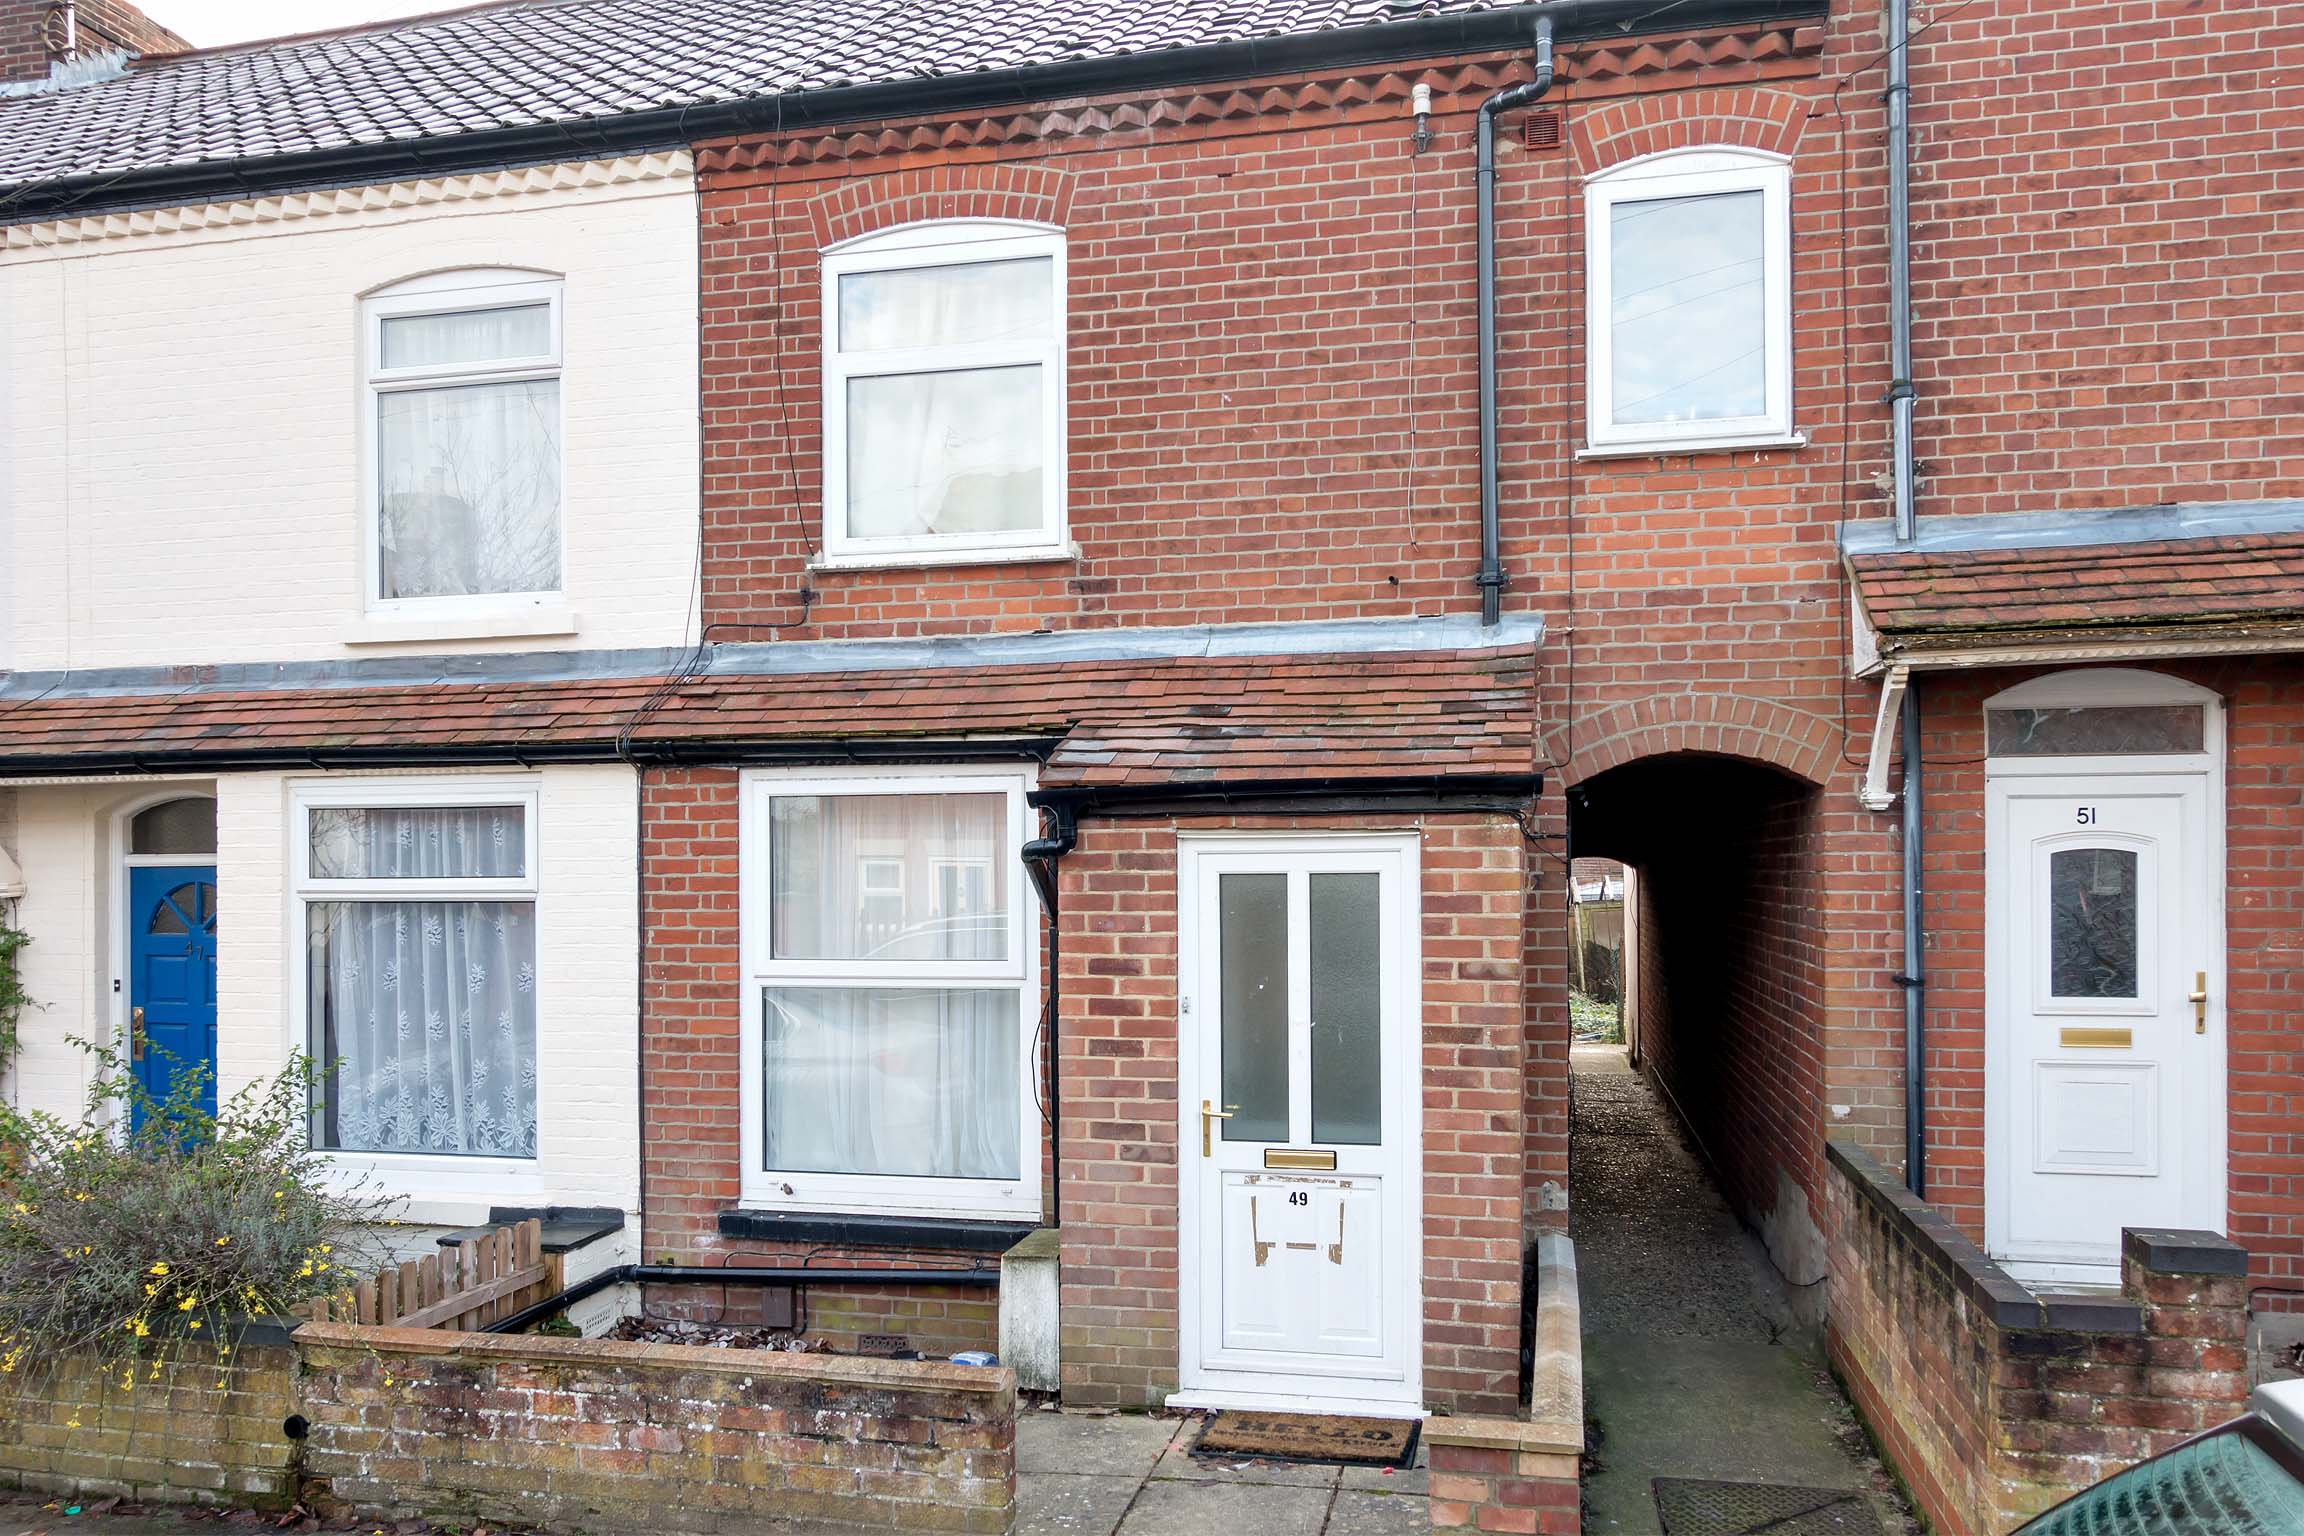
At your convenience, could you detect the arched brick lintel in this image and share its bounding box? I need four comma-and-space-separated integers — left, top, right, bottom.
1559, 693, 1840, 789
1571, 86, 1808, 175
809, 163, 1077, 249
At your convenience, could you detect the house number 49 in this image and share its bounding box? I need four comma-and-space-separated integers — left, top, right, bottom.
2075, 806, 2098, 825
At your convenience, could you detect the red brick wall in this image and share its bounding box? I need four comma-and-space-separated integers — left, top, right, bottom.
1056, 811, 1530, 1414
691, 21, 1849, 643
1904, 0, 2304, 517
297, 1324, 1016, 1535
1827, 1141, 2250, 1536
1912, 658, 2304, 1289
0, 0, 185, 81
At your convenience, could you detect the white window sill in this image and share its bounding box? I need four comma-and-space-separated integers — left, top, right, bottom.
1578, 431, 1809, 461
808, 542, 1079, 574
342, 607, 581, 646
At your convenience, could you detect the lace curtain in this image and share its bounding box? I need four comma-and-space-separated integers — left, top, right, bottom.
376, 303, 561, 601
762, 790, 1017, 1178
761, 986, 1019, 1180
308, 806, 537, 1157
837, 256, 1051, 540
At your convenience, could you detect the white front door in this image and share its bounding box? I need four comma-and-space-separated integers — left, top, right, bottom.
1175, 834, 1421, 1413
1987, 771, 2223, 1284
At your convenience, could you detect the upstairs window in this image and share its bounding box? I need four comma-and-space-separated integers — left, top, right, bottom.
363, 271, 564, 612
1585, 149, 1794, 453
820, 222, 1067, 566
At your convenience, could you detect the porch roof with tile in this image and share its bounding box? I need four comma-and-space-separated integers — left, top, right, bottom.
0, 645, 1537, 788
1842, 500, 2304, 665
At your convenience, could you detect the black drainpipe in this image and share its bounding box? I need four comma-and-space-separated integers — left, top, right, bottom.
1885, 0, 1927, 1198
1475, 8, 1559, 626
1020, 803, 1078, 1226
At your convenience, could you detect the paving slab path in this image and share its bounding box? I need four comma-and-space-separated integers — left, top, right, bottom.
1570, 1044, 1919, 1536
1015, 1410, 1429, 1536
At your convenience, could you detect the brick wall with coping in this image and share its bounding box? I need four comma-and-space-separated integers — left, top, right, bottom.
0, 1328, 301, 1506
294, 1322, 1015, 1535
1426, 1232, 1581, 1536
1825, 1139, 2250, 1536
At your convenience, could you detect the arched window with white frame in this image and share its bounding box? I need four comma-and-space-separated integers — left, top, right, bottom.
362, 268, 565, 615
819, 220, 1068, 566
1584, 148, 1795, 454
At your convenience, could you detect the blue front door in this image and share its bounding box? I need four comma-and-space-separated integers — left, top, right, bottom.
128, 865, 218, 1128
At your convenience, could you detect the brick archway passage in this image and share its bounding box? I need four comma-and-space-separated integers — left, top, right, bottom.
1569, 747, 1831, 1291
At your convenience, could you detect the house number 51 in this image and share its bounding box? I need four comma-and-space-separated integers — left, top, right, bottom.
2075, 806, 2098, 825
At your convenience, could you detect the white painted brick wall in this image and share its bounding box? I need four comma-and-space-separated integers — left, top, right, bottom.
1, 168, 700, 671
7, 768, 639, 1230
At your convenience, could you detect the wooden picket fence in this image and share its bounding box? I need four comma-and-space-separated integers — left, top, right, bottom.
305, 1217, 563, 1331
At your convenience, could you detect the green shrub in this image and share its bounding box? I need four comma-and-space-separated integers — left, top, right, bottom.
0, 1041, 390, 1385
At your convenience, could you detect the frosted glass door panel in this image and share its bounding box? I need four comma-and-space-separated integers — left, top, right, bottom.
1310, 872, 1381, 1145
1219, 873, 1289, 1142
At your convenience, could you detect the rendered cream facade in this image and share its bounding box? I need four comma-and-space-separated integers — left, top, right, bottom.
0, 155, 701, 670
4, 766, 642, 1228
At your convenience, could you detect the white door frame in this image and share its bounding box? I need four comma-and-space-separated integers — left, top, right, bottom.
1171, 830, 1424, 1416
1983, 669, 2226, 1284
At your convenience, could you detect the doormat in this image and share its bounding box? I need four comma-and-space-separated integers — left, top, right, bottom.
1191, 1411, 1421, 1469
1654, 1479, 1886, 1536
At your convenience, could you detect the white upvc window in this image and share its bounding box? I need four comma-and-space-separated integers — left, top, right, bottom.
820, 221, 1068, 567
1584, 149, 1796, 454
291, 778, 542, 1177
739, 767, 1039, 1220
361, 270, 566, 617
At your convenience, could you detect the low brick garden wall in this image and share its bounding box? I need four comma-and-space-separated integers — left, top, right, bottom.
1825, 1139, 2248, 1536
3, 1322, 1017, 1534
1426, 1232, 1583, 1535
0, 1325, 303, 1506
297, 1323, 1014, 1533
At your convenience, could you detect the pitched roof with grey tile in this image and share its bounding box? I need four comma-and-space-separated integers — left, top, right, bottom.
0, 0, 1814, 218
0, 0, 1497, 201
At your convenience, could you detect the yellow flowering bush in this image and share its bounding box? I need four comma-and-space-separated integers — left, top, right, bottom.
0, 1042, 386, 1380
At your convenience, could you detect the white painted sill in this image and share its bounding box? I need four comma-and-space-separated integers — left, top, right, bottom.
342, 606, 581, 646
808, 542, 1080, 574
1578, 431, 1810, 461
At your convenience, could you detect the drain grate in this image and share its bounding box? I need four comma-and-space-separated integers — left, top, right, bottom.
1654, 1479, 1886, 1536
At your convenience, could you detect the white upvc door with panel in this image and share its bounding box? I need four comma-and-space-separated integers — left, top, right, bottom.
1174, 834, 1422, 1416
1984, 671, 2226, 1287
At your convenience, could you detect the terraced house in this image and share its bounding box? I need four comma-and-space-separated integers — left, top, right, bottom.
0, 0, 2298, 1527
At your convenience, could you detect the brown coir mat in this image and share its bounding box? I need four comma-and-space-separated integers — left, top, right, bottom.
1191, 1410, 1421, 1469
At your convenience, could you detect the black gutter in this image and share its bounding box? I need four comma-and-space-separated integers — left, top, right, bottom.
2, 0, 1825, 225
1019, 802, 1079, 1230
487, 1262, 1000, 1338
1474, 8, 1561, 626
0, 734, 1065, 780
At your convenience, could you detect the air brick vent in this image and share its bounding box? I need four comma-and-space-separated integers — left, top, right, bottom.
1522, 109, 1563, 151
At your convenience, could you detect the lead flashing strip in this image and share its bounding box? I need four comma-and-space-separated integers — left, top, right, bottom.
0, 612, 1544, 703
1, 150, 695, 254
1840, 497, 2304, 558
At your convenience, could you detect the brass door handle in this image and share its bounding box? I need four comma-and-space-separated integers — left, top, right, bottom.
1200, 1099, 1239, 1158
130, 1006, 146, 1061
2189, 971, 2209, 1035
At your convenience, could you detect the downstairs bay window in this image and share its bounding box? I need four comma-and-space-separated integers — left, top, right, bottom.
740, 769, 1038, 1220
295, 779, 540, 1165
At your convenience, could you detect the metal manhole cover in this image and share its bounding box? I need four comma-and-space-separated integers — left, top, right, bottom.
1654, 1479, 1887, 1536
